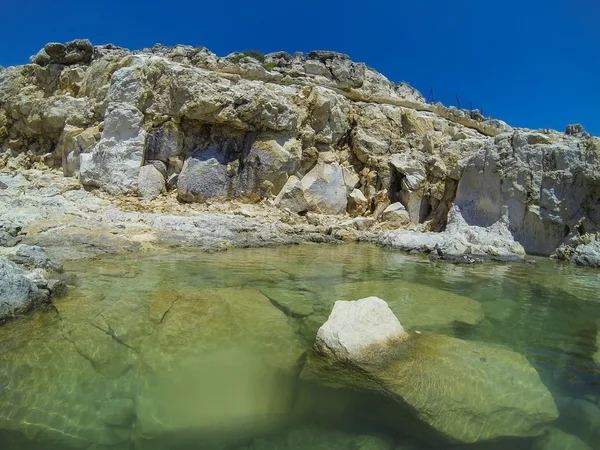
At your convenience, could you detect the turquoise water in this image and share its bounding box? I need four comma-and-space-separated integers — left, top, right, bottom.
0, 244, 599, 449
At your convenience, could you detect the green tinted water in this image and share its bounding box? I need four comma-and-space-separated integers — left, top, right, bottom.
1, 244, 599, 449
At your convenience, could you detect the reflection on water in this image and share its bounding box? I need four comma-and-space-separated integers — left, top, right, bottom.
0, 244, 599, 449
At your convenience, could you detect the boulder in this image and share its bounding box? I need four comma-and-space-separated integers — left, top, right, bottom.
138, 164, 166, 200
565, 124, 585, 136
98, 398, 136, 427
341, 166, 360, 193
381, 202, 410, 224
0, 257, 48, 320
571, 239, 600, 268
303, 298, 558, 445
236, 135, 302, 196
347, 189, 368, 217
315, 297, 409, 361
80, 102, 146, 195
275, 162, 347, 215
32, 39, 93, 66
58, 125, 99, 177
301, 162, 348, 215
273, 175, 309, 213
390, 154, 426, 191
0, 223, 24, 247
177, 155, 235, 202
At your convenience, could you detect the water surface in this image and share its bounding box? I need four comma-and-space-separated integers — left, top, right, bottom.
1, 244, 599, 449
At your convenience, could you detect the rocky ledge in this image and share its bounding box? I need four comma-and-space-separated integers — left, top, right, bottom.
1, 39, 600, 267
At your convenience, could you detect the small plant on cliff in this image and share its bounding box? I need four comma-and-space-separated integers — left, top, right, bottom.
232, 50, 266, 64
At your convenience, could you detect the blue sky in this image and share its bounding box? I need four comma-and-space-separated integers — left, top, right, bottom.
1, 0, 598, 135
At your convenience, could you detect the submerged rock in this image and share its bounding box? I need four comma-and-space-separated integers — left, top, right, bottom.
240, 425, 393, 450
134, 288, 307, 449
0, 310, 128, 449
533, 428, 591, 450
332, 280, 484, 331
303, 297, 559, 445
555, 396, 600, 449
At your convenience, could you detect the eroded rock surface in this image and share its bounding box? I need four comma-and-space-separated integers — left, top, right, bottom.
3, 40, 598, 264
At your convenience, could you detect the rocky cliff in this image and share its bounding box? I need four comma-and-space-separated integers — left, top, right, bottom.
1, 39, 599, 265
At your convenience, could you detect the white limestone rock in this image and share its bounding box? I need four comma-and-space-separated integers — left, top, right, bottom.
80, 102, 146, 195
138, 164, 166, 200
315, 297, 408, 360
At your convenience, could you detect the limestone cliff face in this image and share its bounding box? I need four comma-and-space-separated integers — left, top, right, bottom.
1, 40, 599, 261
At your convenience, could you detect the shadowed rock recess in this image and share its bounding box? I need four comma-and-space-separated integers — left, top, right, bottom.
1, 40, 600, 265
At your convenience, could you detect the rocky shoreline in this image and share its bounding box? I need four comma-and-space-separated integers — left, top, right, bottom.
1, 39, 600, 318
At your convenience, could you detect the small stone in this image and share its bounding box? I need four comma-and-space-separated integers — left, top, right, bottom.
166, 173, 179, 191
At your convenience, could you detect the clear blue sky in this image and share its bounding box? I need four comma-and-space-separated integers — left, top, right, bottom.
1, 0, 598, 135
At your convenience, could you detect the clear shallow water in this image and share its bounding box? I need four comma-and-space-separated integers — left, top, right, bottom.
0, 243, 599, 449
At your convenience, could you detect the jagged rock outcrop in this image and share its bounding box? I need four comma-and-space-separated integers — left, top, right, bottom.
1, 40, 599, 265
0, 257, 49, 320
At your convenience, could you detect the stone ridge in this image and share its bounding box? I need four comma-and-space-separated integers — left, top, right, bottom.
1, 39, 600, 266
